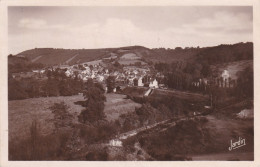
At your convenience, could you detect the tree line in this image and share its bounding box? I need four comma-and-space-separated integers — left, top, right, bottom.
8, 69, 84, 100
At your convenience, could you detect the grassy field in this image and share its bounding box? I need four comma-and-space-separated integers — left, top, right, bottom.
118, 59, 147, 65
152, 89, 208, 103
8, 93, 141, 142
121, 53, 140, 59
104, 93, 141, 121
8, 95, 85, 143
118, 52, 146, 65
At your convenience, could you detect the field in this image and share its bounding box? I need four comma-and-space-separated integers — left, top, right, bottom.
81, 59, 103, 66
104, 93, 141, 121
8, 95, 85, 144
118, 52, 147, 65
120, 53, 140, 59
118, 59, 147, 65
8, 93, 142, 143
152, 89, 208, 103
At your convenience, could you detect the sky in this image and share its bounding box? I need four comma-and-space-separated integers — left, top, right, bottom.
8, 6, 253, 54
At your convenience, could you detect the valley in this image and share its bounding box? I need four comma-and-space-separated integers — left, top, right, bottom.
8, 42, 254, 161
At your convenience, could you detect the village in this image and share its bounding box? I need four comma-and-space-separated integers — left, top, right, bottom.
11, 60, 167, 92
11, 57, 238, 96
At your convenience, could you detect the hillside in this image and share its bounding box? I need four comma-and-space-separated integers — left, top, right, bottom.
14, 42, 253, 66
8, 55, 45, 73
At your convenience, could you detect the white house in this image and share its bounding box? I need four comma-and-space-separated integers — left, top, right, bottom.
83, 76, 88, 81
32, 69, 45, 74
222, 70, 230, 80
65, 70, 72, 77
133, 70, 138, 75
97, 75, 105, 82
138, 77, 144, 86
109, 139, 122, 147
149, 79, 158, 88
91, 73, 95, 79
105, 69, 109, 74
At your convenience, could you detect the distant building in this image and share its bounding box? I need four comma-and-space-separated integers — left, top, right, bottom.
222, 70, 230, 80
149, 79, 158, 88
221, 70, 231, 87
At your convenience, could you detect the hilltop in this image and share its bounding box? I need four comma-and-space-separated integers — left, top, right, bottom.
12, 42, 253, 66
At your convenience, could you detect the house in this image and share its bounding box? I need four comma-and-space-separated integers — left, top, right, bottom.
83, 76, 88, 81
149, 79, 158, 88
65, 70, 72, 77
222, 70, 230, 80
77, 74, 83, 79
91, 73, 95, 79
113, 88, 117, 93
32, 69, 45, 74
133, 70, 138, 75
82, 67, 91, 75
138, 77, 144, 87
97, 75, 105, 82
128, 77, 135, 85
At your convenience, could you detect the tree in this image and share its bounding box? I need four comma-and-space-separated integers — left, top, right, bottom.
106, 76, 115, 93
114, 61, 121, 68
236, 66, 253, 98
201, 63, 212, 78
78, 79, 106, 123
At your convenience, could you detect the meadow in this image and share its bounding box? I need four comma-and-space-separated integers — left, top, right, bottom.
8, 95, 85, 144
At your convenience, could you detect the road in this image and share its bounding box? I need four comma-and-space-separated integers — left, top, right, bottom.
108, 115, 198, 147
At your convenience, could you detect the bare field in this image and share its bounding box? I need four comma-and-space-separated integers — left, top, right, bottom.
104, 93, 141, 121
8, 95, 85, 143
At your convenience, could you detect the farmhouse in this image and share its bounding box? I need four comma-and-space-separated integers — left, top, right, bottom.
149, 79, 158, 88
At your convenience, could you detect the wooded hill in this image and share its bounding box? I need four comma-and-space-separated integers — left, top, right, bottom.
11, 42, 253, 66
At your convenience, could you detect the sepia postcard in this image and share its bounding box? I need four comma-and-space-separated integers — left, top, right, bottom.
0, 0, 260, 167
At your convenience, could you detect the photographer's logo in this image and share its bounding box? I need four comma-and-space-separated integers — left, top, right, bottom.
229, 137, 246, 151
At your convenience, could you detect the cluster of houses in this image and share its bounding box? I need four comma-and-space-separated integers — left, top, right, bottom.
11, 62, 161, 89
12, 58, 237, 92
